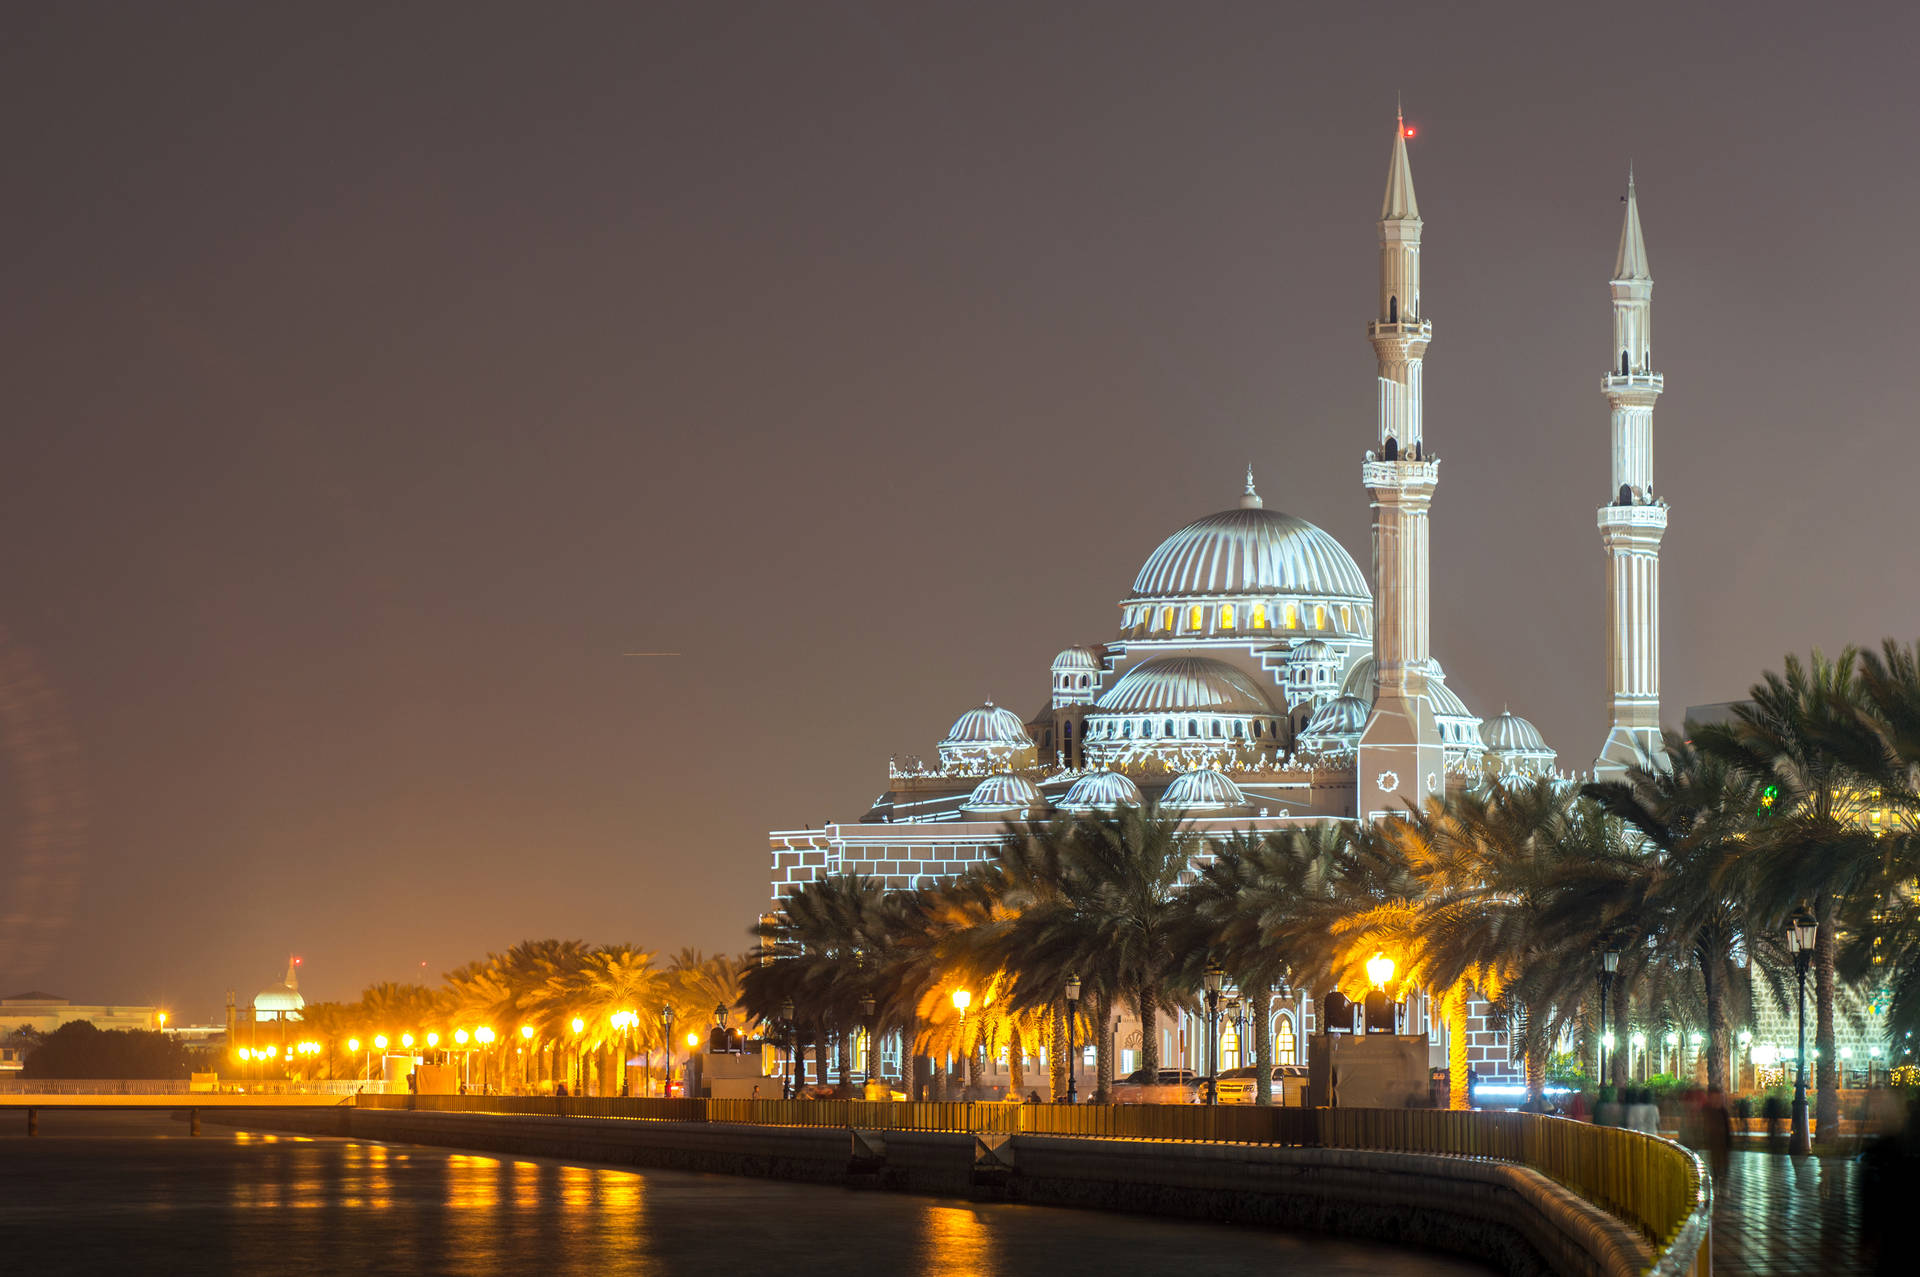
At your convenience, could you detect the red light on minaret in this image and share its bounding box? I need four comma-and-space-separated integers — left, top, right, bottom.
1403, 126, 1417, 138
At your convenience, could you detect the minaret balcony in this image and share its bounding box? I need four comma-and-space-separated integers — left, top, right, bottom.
1362, 457, 1440, 489
1367, 318, 1433, 341
1602, 371, 1663, 394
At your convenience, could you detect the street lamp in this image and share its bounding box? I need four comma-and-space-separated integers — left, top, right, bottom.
609, 1010, 637, 1096
1630, 1032, 1647, 1080
952, 989, 971, 1101
571, 1016, 586, 1096
1365, 951, 1396, 1034
520, 1024, 534, 1092
1064, 973, 1082, 1104
1787, 907, 1818, 1154
1598, 948, 1620, 1090
860, 994, 878, 1093
779, 998, 796, 1098
662, 1004, 676, 1098
1201, 963, 1225, 1105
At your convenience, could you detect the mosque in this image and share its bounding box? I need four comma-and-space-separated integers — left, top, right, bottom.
768, 117, 1669, 1087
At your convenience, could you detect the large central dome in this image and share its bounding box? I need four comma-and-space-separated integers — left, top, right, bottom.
1131, 504, 1369, 602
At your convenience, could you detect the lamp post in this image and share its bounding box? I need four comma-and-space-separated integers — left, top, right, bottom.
951, 989, 971, 1101
1366, 951, 1397, 1035
779, 998, 796, 1098
1598, 948, 1620, 1090
1064, 973, 1082, 1104
1787, 908, 1818, 1155
662, 1004, 676, 1098
570, 1017, 586, 1096
1202, 963, 1225, 1105
519, 1025, 534, 1092
860, 994, 878, 1094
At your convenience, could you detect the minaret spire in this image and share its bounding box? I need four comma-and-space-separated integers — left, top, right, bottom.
1241, 464, 1263, 509
1596, 168, 1669, 781
1358, 109, 1444, 816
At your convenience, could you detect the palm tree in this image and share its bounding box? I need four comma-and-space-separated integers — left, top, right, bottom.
1693, 648, 1872, 1138
744, 875, 895, 1094
552, 945, 659, 1095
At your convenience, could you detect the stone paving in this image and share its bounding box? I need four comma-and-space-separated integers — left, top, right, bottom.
1711, 1149, 1865, 1276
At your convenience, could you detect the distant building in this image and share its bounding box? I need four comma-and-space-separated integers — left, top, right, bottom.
0, 992, 163, 1036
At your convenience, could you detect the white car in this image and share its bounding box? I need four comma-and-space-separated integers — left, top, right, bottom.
1213, 1064, 1308, 1105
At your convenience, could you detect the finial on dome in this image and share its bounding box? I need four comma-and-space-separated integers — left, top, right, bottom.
1240, 464, 1263, 509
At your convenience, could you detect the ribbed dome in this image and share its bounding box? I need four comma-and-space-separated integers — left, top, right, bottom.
1161, 769, 1251, 811
1094, 657, 1275, 715
1428, 676, 1475, 720
1339, 654, 1375, 699
943, 702, 1032, 747
1338, 656, 1476, 720
1059, 770, 1144, 811
253, 985, 303, 1011
1051, 645, 1103, 674
1302, 695, 1369, 738
1288, 638, 1338, 663
961, 773, 1044, 813
1130, 507, 1369, 601
1482, 712, 1550, 754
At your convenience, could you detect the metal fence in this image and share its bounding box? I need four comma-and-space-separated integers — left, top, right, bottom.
356, 1093, 1706, 1266
0, 1079, 385, 1096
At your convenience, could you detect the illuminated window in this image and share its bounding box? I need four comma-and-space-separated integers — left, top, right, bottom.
1283, 603, 1298, 629
1275, 1013, 1297, 1066
1339, 605, 1351, 631
1219, 604, 1235, 630
1188, 605, 1205, 630
1313, 605, 1326, 630
1161, 607, 1175, 632
1251, 604, 1267, 629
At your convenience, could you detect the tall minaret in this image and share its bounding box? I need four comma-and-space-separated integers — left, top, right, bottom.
1595, 171, 1669, 781
1357, 110, 1446, 817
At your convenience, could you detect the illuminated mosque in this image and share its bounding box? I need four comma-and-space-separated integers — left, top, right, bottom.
769, 118, 1669, 1085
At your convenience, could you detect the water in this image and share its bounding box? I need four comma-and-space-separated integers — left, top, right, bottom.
1, 1113, 1491, 1275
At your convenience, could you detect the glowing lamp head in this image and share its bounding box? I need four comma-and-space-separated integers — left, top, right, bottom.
401, 1034, 415, 1049
686, 1031, 700, 1048
157, 1012, 167, 1028
1690, 1033, 1704, 1048
348, 1038, 361, 1053
1365, 951, 1395, 991
571, 1017, 585, 1035
1630, 1032, 1646, 1049
265, 1045, 278, 1059
453, 1029, 468, 1046
1600, 1033, 1615, 1050
951, 989, 971, 1013
426, 1032, 440, 1049
237, 1048, 251, 1061
1664, 1032, 1679, 1046
520, 1025, 534, 1041
374, 1035, 389, 1050
476, 1027, 494, 1044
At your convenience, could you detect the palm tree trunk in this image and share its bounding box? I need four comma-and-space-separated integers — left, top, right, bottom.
813, 1035, 829, 1095
1008, 1021, 1026, 1098
1448, 1001, 1470, 1110
1699, 945, 1729, 1093
1139, 988, 1158, 1076
1093, 990, 1114, 1103
1815, 896, 1839, 1140
838, 1030, 852, 1093
1050, 1001, 1068, 1099
1251, 985, 1274, 1107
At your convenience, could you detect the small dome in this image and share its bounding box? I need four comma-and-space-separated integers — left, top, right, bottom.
1339, 653, 1376, 699
943, 702, 1033, 747
1427, 675, 1475, 721
252, 984, 305, 1021
1059, 770, 1144, 812
1288, 638, 1338, 663
1302, 695, 1369, 739
1094, 657, 1275, 716
1051, 645, 1103, 674
1161, 769, 1251, 811
1338, 655, 1477, 720
961, 773, 1044, 814
1482, 711, 1550, 754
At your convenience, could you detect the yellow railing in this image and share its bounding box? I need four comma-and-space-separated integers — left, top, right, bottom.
357, 1095, 1706, 1266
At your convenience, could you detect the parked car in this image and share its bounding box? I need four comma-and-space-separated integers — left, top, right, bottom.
1213, 1064, 1309, 1105
1111, 1068, 1202, 1104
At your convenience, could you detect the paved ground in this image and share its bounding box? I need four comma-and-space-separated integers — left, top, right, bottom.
1712, 1149, 1866, 1276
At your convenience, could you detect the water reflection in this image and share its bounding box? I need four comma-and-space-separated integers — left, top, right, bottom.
2, 1114, 1488, 1275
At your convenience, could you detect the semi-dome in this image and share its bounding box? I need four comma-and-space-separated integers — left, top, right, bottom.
1059, 770, 1144, 812
1300, 694, 1369, 743
1338, 654, 1476, 716
1481, 711, 1549, 754
1051, 645, 1103, 674
1130, 505, 1369, 602
961, 773, 1044, 814
1094, 657, 1275, 716
943, 702, 1032, 746
1160, 769, 1251, 812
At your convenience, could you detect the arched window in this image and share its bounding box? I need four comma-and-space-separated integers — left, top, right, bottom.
1283, 603, 1298, 629
1233, 720, 1245, 738
1252, 721, 1264, 739
1063, 720, 1074, 739
1187, 719, 1199, 738
1079, 675, 1090, 689
1388, 295, 1398, 323
1165, 719, 1176, 737
1122, 722, 1133, 739
1251, 604, 1268, 629
1274, 1012, 1297, 1066
1210, 721, 1223, 738
1621, 350, 1631, 375
1188, 604, 1205, 631
1161, 607, 1175, 632
1339, 605, 1352, 631
1313, 604, 1327, 630
1219, 603, 1235, 630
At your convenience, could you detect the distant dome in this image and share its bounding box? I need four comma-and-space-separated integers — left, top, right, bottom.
961, 773, 1045, 814
943, 702, 1032, 747
1427, 676, 1475, 721
1051, 646, 1103, 674
1130, 502, 1370, 602
1288, 638, 1338, 663
1338, 655, 1477, 718
1095, 657, 1275, 716
1161, 769, 1251, 812
1059, 770, 1143, 812
1339, 654, 1376, 700
1481, 711, 1549, 754
252, 984, 304, 1021
1301, 694, 1369, 742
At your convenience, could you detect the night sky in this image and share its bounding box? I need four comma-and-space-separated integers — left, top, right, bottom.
3, 3, 1915, 1021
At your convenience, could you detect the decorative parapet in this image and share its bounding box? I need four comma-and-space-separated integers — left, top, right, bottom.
1602, 371, 1664, 395
1595, 503, 1669, 531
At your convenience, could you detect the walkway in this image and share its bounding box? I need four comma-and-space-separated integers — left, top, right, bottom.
1712, 1149, 1865, 1276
